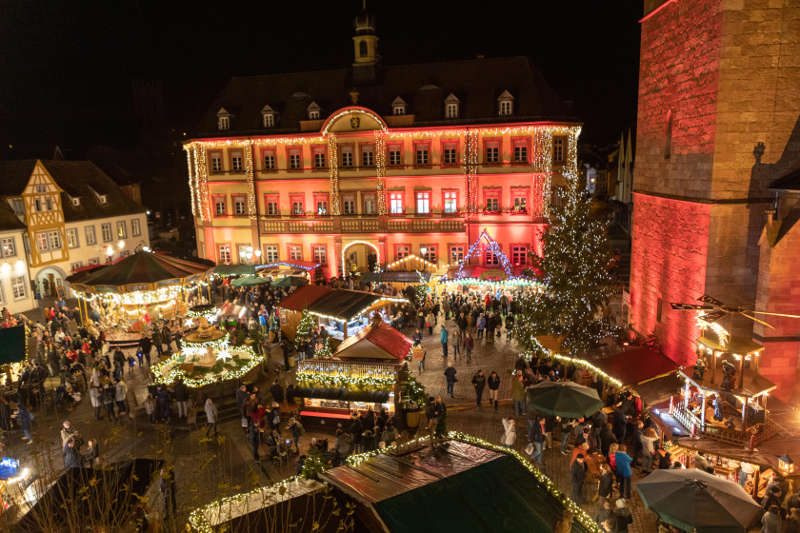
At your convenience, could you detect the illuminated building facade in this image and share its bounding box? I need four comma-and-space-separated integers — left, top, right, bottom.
185, 9, 580, 279
629, 0, 800, 397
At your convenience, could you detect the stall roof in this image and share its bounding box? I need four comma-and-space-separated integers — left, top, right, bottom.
678, 367, 776, 398
698, 334, 763, 355
334, 322, 412, 361
66, 251, 213, 291
310, 290, 384, 320
320, 439, 595, 533
278, 285, 333, 312
593, 347, 678, 386
361, 271, 431, 283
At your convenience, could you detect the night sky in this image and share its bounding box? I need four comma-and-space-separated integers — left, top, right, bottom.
0, 0, 642, 158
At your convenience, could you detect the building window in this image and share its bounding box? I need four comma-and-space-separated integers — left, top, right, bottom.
11, 276, 26, 300
233, 196, 247, 216
101, 223, 113, 242
48, 230, 61, 250
214, 196, 227, 216
342, 195, 356, 215
657, 297, 663, 322
88, 257, 100, 266
230, 151, 243, 172
264, 194, 279, 216
218, 244, 231, 264
499, 99, 513, 116
37, 230, 61, 252
264, 244, 279, 263
414, 145, 429, 166
484, 189, 500, 213
307, 102, 320, 120
116, 220, 128, 239
392, 97, 406, 115
553, 136, 566, 163
363, 193, 376, 215
262, 109, 275, 128
443, 145, 458, 165
512, 188, 529, 214
312, 245, 327, 265
513, 144, 528, 163
420, 245, 437, 264
67, 228, 79, 249
71, 261, 83, 272
210, 152, 223, 173
290, 194, 305, 216
1, 238, 16, 257
361, 146, 374, 167
511, 245, 528, 266
485, 142, 500, 164
443, 190, 458, 214
389, 192, 404, 215
85, 225, 97, 246
449, 245, 465, 264
263, 151, 276, 170
217, 114, 230, 131
485, 247, 500, 266
388, 146, 402, 167
415, 191, 430, 214
359, 40, 368, 57
340, 148, 354, 168
314, 150, 326, 169
394, 244, 411, 260
288, 150, 302, 170
315, 194, 329, 216
444, 94, 460, 119
131, 218, 142, 237
10, 198, 24, 217
288, 244, 303, 261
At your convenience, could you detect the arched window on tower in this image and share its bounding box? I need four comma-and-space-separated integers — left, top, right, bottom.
359, 40, 368, 57
664, 110, 673, 159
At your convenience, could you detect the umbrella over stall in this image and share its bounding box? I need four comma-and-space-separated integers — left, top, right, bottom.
525, 381, 603, 419
636, 468, 761, 532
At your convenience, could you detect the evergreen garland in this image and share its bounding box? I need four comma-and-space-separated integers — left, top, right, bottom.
514, 173, 615, 356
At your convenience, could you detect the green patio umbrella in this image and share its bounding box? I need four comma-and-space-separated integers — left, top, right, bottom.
272, 276, 308, 289
231, 276, 270, 287
213, 264, 256, 277
636, 468, 761, 532
525, 380, 602, 419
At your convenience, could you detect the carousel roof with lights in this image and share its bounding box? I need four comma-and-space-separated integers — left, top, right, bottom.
67, 251, 214, 293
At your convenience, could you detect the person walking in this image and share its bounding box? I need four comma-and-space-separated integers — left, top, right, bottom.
17, 403, 33, 443
115, 377, 128, 415
440, 325, 449, 359
204, 397, 218, 437
452, 327, 462, 362
571, 454, 587, 504
487, 370, 500, 411
471, 370, 486, 407
614, 445, 633, 499
501, 416, 516, 448
444, 363, 457, 398
529, 415, 546, 466
63, 438, 82, 469
511, 372, 526, 416
174, 379, 189, 420
464, 332, 474, 363
613, 499, 633, 532
160, 466, 177, 520
598, 462, 614, 503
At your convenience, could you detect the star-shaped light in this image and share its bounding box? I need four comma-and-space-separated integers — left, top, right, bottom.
216, 350, 232, 363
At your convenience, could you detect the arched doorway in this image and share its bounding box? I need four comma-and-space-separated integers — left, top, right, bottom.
36, 266, 67, 299
341, 240, 380, 275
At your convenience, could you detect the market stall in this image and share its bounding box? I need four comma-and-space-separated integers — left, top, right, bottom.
295, 321, 411, 420
256, 260, 319, 286
67, 251, 213, 346
279, 286, 408, 340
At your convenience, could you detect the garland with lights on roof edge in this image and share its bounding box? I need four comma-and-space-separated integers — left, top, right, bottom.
514, 172, 614, 357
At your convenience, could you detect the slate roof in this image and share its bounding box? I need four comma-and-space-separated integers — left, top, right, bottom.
0, 160, 146, 223
195, 56, 574, 136
0, 202, 25, 231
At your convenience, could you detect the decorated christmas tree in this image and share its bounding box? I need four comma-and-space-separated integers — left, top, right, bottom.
515, 173, 614, 357
294, 310, 315, 350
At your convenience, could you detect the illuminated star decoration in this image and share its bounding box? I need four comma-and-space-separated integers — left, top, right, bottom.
215, 348, 232, 363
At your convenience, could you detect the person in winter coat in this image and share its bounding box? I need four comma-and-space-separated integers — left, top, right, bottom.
487, 371, 501, 411
464, 332, 474, 363
598, 462, 614, 502
204, 397, 218, 437
115, 378, 128, 415
571, 454, 587, 504
613, 498, 633, 532
615, 445, 633, 499
472, 370, 486, 406
501, 417, 516, 447
174, 380, 189, 419
17, 403, 33, 443
511, 372, 526, 416
761, 505, 782, 533
63, 438, 82, 469
440, 325, 449, 359
444, 363, 457, 398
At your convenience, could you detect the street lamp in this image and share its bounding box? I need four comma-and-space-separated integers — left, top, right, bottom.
106, 245, 114, 257
117, 240, 125, 250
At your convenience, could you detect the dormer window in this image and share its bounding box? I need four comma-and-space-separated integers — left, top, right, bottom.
392, 97, 407, 115
98, 194, 108, 205
261, 105, 275, 128
444, 94, 460, 119
71, 197, 81, 207
307, 102, 320, 120
217, 107, 231, 131
498, 90, 514, 117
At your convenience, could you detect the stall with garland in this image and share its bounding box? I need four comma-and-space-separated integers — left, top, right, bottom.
279, 286, 409, 340
256, 260, 320, 286
67, 251, 213, 346
295, 321, 412, 420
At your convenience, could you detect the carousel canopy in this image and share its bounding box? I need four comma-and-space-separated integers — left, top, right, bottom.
334, 321, 412, 361
67, 251, 213, 293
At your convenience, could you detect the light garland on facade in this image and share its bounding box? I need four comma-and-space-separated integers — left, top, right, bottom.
185, 148, 197, 217
326, 135, 341, 216
374, 130, 387, 215
195, 144, 211, 222
465, 129, 479, 213
243, 140, 257, 220
384, 254, 437, 272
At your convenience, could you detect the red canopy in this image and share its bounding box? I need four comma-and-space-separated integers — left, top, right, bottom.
278, 285, 333, 312
593, 347, 678, 386
335, 322, 412, 361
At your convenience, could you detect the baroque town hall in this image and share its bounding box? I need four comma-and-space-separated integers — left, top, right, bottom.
185, 8, 579, 278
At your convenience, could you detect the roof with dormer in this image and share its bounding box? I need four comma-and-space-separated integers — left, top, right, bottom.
193, 56, 573, 137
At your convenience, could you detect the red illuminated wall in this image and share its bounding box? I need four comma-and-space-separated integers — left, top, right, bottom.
629, 193, 710, 365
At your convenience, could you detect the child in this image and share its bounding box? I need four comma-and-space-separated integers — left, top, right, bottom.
127, 354, 136, 375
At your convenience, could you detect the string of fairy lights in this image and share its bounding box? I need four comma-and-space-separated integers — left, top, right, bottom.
374, 130, 387, 215
243, 140, 257, 220
326, 135, 341, 216
527, 337, 623, 389
456, 229, 514, 279
186, 429, 601, 532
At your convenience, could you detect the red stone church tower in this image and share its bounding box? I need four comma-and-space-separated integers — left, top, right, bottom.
629, 0, 800, 397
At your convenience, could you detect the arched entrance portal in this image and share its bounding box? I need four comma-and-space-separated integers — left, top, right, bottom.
341, 240, 380, 276
36, 266, 67, 299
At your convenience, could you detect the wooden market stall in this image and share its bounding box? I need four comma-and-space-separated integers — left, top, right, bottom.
295, 321, 412, 420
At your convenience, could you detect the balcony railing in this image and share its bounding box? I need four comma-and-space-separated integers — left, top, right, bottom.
260, 215, 465, 234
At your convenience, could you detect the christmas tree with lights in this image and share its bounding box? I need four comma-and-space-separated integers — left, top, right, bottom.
294, 310, 315, 350
515, 174, 614, 357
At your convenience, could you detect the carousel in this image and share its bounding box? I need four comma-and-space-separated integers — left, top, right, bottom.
66, 250, 214, 348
